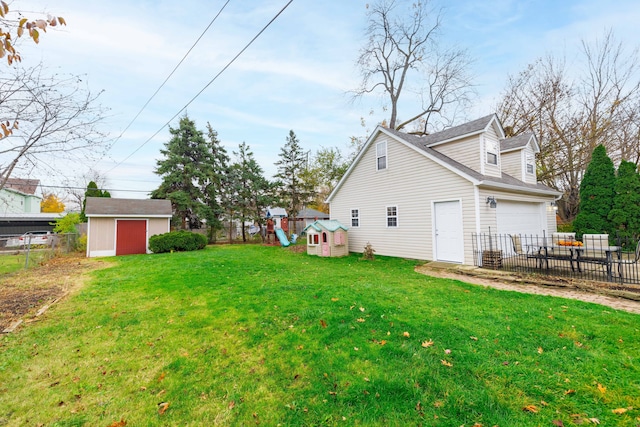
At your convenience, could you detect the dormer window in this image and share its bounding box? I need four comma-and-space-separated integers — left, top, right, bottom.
487, 152, 497, 165
526, 154, 534, 174
376, 141, 387, 170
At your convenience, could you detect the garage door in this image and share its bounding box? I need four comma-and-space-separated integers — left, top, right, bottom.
116, 220, 147, 256
496, 201, 544, 237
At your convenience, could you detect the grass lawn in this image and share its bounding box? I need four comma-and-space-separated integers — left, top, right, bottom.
1, 245, 638, 426
0, 250, 49, 275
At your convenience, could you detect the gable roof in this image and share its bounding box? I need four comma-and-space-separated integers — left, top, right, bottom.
500, 133, 540, 154
298, 207, 329, 219
85, 197, 172, 217
303, 220, 348, 233
2, 178, 40, 195
266, 207, 287, 217
421, 114, 504, 147
327, 117, 560, 202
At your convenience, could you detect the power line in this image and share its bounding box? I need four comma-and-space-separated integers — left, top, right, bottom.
106, 0, 294, 175
107, 0, 232, 151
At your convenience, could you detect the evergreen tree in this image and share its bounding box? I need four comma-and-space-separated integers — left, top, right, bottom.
573, 145, 615, 237
233, 142, 274, 242
608, 160, 640, 244
274, 130, 314, 234
200, 122, 230, 242
152, 115, 209, 230
80, 181, 110, 222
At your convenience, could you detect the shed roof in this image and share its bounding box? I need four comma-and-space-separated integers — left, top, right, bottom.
303, 220, 348, 233
85, 197, 172, 217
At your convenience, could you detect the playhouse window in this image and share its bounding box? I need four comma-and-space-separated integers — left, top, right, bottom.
386, 205, 398, 227
376, 141, 387, 170
308, 234, 319, 245
351, 209, 359, 227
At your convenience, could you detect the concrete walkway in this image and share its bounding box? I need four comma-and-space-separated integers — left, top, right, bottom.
416, 262, 640, 315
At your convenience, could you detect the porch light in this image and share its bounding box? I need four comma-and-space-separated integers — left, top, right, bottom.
486, 196, 497, 209
550, 201, 558, 211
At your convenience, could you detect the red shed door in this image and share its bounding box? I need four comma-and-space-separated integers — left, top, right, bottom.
116, 220, 147, 255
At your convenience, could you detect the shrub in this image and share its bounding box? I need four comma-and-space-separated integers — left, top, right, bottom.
361, 242, 376, 260
149, 230, 208, 253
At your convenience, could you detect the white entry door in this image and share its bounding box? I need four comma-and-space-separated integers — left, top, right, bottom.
434, 200, 464, 263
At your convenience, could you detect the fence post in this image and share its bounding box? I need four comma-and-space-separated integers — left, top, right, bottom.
24, 235, 31, 269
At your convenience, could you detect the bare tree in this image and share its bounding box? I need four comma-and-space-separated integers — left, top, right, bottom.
0, 63, 107, 191
353, 0, 474, 134
497, 31, 640, 222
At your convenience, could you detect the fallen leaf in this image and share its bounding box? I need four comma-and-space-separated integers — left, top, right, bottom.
433, 400, 443, 408
228, 400, 235, 409
107, 420, 127, 427
597, 383, 606, 394
444, 349, 451, 354
354, 347, 359, 351
540, 400, 549, 406
537, 347, 544, 354
470, 336, 478, 341
415, 401, 422, 411
158, 402, 170, 415
403, 331, 410, 338
522, 405, 539, 413
359, 307, 365, 312
378, 340, 387, 346
320, 319, 327, 328
158, 372, 166, 382
356, 318, 365, 323
552, 420, 564, 426
440, 359, 452, 367
421, 340, 434, 348
331, 298, 339, 302
588, 418, 600, 424
565, 389, 576, 395
612, 407, 628, 415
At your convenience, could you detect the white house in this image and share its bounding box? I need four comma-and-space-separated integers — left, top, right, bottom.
0, 178, 42, 215
326, 114, 561, 265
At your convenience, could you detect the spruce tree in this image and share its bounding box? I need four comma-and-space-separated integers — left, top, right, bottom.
608, 160, 640, 244
200, 122, 230, 242
274, 130, 314, 234
233, 142, 274, 242
152, 115, 209, 230
573, 145, 615, 237
80, 181, 110, 222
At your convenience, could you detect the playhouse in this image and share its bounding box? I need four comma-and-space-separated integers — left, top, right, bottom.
303, 220, 349, 257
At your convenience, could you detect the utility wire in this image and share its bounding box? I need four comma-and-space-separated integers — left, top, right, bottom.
107, 0, 232, 151
106, 0, 294, 174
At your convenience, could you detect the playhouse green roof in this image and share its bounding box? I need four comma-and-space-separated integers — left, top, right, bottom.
303, 220, 348, 233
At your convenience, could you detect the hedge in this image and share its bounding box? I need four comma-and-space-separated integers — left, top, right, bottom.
149, 230, 208, 253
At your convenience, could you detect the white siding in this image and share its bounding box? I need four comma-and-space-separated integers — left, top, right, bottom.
500, 151, 523, 181
331, 133, 477, 263
482, 126, 502, 178
433, 135, 481, 172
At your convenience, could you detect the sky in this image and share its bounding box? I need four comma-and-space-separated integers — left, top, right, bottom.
10, 0, 640, 201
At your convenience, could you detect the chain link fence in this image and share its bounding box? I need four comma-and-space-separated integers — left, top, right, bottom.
0, 233, 81, 270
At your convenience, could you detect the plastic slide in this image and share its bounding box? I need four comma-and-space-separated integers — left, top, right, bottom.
275, 227, 290, 247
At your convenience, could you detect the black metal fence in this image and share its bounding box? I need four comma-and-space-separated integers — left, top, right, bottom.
472, 231, 640, 286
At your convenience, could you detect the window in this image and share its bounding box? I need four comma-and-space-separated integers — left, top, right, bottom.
526, 155, 534, 174
487, 152, 497, 165
308, 234, 319, 245
386, 205, 398, 227
351, 209, 359, 227
376, 141, 387, 170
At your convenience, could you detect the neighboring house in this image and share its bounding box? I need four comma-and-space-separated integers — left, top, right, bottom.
85, 197, 172, 257
327, 114, 561, 265
298, 207, 330, 229
0, 178, 42, 215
